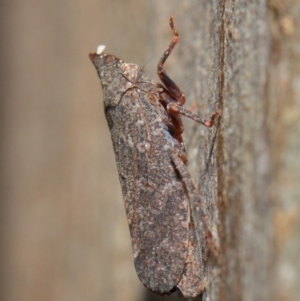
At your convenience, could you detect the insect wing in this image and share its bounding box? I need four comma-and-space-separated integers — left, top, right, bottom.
107, 89, 189, 294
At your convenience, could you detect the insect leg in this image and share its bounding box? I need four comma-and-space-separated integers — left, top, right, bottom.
167, 104, 221, 128
171, 151, 219, 257
176, 221, 207, 297
157, 17, 186, 106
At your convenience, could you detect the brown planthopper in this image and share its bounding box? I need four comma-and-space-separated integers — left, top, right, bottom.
89, 17, 219, 298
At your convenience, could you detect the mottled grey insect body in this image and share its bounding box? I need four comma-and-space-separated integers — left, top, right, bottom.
90, 52, 197, 294
89, 17, 219, 298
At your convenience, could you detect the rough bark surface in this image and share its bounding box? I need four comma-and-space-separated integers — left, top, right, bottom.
1, 1, 300, 301
147, 1, 300, 301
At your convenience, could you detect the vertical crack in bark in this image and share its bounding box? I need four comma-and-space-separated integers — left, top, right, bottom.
216, 0, 226, 300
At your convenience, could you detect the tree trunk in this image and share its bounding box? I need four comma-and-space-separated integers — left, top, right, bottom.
145, 1, 300, 301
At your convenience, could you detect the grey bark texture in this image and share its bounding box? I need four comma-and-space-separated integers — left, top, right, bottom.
1, 1, 299, 301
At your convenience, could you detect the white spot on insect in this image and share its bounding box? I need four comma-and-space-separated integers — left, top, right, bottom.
133, 250, 138, 258
126, 82, 133, 88
127, 136, 133, 147
163, 144, 170, 151
137, 143, 145, 153
96, 45, 106, 54
137, 141, 151, 153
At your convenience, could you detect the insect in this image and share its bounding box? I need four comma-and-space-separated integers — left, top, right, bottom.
89, 17, 219, 298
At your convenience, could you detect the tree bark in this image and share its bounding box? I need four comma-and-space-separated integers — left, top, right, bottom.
145, 1, 300, 300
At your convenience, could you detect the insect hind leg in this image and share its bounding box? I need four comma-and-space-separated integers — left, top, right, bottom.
171, 151, 219, 257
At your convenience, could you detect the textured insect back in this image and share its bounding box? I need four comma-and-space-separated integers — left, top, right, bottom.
89, 17, 219, 298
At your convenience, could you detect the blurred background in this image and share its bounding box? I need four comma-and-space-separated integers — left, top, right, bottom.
0, 0, 182, 300
1, 0, 300, 301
